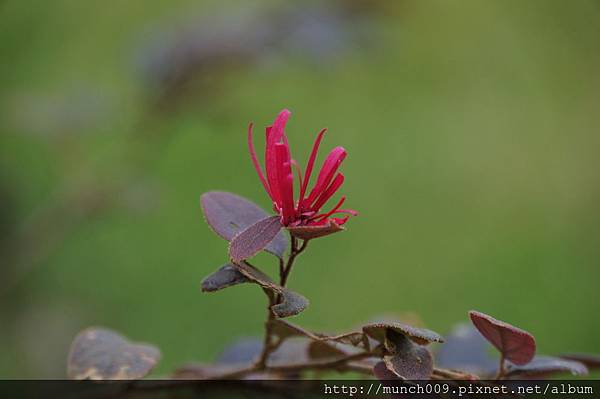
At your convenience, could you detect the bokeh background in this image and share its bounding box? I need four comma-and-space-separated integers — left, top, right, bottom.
1, 0, 599, 378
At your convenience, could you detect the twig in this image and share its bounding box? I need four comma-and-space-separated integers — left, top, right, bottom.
494, 354, 506, 379
255, 291, 276, 368
280, 236, 308, 287
267, 352, 372, 373
432, 367, 476, 380
216, 352, 373, 379
255, 235, 309, 369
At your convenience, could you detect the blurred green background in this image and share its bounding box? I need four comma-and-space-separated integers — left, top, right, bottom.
1, 0, 599, 378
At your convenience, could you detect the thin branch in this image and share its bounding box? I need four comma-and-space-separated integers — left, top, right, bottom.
252, 235, 311, 372
268, 352, 372, 373
432, 367, 477, 380
297, 239, 309, 253
494, 354, 506, 379
216, 352, 373, 379
280, 236, 308, 287
280, 235, 297, 286
278, 258, 285, 282
342, 362, 374, 375
255, 293, 276, 368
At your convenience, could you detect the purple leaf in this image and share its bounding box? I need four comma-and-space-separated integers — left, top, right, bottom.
381, 330, 433, 380
201, 264, 249, 292
373, 361, 401, 380
229, 215, 283, 262
200, 191, 287, 258
506, 356, 588, 378
363, 322, 444, 346
67, 328, 160, 380
271, 289, 309, 318
383, 350, 433, 380
469, 310, 536, 365
199, 264, 307, 323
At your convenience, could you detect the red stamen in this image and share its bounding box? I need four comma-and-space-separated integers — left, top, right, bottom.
332, 216, 350, 225
312, 196, 346, 221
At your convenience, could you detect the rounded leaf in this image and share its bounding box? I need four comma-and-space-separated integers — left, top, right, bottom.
229, 215, 283, 262
201, 264, 249, 292
373, 361, 401, 380
382, 330, 433, 380
201, 191, 287, 258
67, 328, 160, 380
363, 322, 444, 346
469, 310, 536, 365
271, 289, 309, 319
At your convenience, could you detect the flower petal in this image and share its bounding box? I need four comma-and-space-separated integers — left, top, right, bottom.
229, 216, 284, 262
291, 159, 303, 191
275, 143, 295, 225
247, 123, 271, 199
299, 128, 327, 208
305, 146, 346, 208
265, 109, 291, 207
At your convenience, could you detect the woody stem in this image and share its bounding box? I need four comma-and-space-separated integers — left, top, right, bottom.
255, 235, 308, 369
280, 236, 308, 287
495, 354, 506, 379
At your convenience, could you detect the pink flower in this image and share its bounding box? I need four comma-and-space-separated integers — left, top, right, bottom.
248, 109, 357, 237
